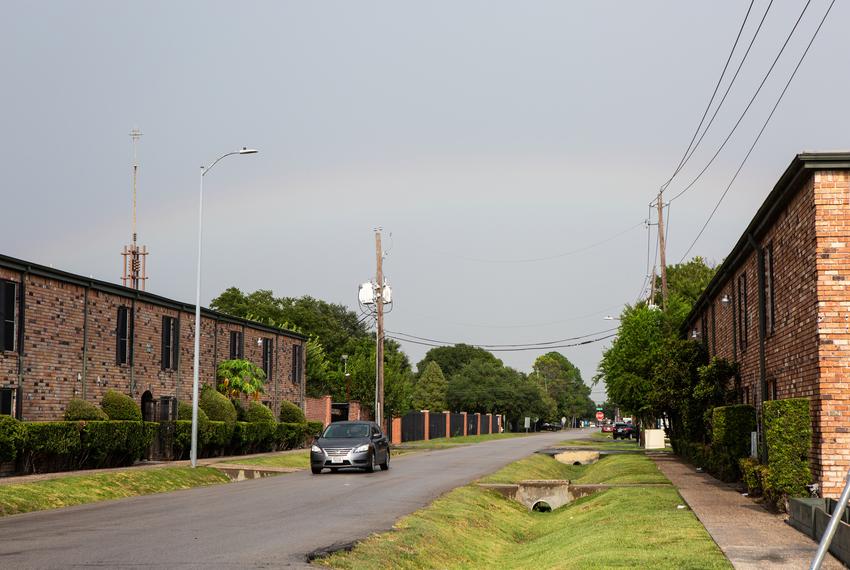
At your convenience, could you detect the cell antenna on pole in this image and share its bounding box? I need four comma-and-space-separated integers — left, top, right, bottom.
122, 128, 149, 290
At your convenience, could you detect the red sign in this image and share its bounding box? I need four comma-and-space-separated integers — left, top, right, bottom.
595, 411, 604, 421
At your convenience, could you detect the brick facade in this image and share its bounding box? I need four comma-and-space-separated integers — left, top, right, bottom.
684, 154, 850, 497
0, 254, 306, 421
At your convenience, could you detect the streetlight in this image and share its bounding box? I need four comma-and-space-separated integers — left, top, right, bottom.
190, 147, 258, 468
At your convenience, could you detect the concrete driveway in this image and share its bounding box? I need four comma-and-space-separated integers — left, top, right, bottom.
0, 429, 584, 569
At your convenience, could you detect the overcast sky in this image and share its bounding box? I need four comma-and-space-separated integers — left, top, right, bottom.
2, 1, 847, 402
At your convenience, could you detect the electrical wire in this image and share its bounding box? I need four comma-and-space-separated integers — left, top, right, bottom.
386, 333, 618, 352
678, 0, 836, 262
659, 0, 757, 192
402, 303, 626, 329
667, 0, 814, 204
386, 327, 618, 348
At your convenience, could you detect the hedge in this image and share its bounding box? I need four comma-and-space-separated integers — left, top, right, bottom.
101, 390, 143, 421
279, 400, 306, 423
710, 405, 756, 481
306, 421, 324, 439
245, 402, 275, 423
740, 457, 765, 497
232, 421, 277, 454
762, 398, 812, 502
0, 416, 22, 463
64, 399, 109, 421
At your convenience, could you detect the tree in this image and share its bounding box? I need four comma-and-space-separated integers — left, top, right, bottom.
653, 257, 717, 329
411, 361, 448, 412
217, 359, 267, 401
533, 352, 595, 426
416, 344, 500, 378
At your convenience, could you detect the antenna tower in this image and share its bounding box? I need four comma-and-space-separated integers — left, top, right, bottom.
122, 128, 149, 290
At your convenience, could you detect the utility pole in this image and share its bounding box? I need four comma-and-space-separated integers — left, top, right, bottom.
656, 191, 669, 311
374, 230, 385, 429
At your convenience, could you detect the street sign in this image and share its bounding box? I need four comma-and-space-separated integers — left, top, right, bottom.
595, 411, 605, 421
596, 406, 603, 411
524, 417, 530, 429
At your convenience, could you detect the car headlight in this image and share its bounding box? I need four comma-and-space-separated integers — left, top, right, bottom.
354, 444, 370, 453
311, 445, 322, 453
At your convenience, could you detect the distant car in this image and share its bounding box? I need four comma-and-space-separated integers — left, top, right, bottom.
540, 422, 561, 431
310, 421, 390, 474
601, 424, 614, 433
613, 422, 638, 440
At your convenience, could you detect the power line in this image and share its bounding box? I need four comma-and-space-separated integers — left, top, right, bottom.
678, 0, 836, 262
386, 327, 618, 348
386, 333, 618, 353
659, 0, 757, 192
666, 0, 814, 204
403, 303, 626, 330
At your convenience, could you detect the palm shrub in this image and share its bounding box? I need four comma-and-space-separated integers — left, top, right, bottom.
217, 359, 267, 402
65, 399, 108, 421
100, 390, 142, 421
279, 400, 306, 423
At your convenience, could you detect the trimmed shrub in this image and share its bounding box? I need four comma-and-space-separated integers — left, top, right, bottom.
740, 457, 765, 497
232, 421, 276, 454
245, 402, 275, 423
279, 400, 306, 424
204, 421, 232, 450
0, 416, 22, 463
276, 422, 308, 450
65, 399, 109, 421
711, 405, 756, 481
306, 421, 324, 439
79, 421, 155, 467
177, 401, 210, 425
763, 398, 813, 505
199, 387, 237, 426
21, 422, 82, 472
101, 390, 142, 421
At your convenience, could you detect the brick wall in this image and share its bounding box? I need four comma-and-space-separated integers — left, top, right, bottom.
0, 261, 306, 421
305, 395, 331, 426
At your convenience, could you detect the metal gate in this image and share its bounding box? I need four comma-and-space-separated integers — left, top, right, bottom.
480, 415, 491, 435
450, 413, 465, 437
467, 413, 479, 436
429, 412, 446, 439
401, 411, 425, 442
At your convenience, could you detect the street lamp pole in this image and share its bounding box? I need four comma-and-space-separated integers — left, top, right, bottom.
190, 147, 258, 468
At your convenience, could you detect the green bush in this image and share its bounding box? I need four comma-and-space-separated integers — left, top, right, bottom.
279, 400, 306, 423
232, 421, 276, 454
711, 405, 756, 481
21, 422, 82, 472
198, 387, 237, 426
275, 422, 308, 450
177, 401, 210, 425
79, 421, 155, 467
233, 399, 247, 422
203, 421, 232, 450
740, 457, 765, 497
306, 420, 324, 439
245, 402, 275, 423
762, 398, 813, 504
64, 399, 109, 421
0, 416, 22, 463
100, 390, 142, 421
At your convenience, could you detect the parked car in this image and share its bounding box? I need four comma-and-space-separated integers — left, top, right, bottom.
540, 422, 561, 431
310, 421, 390, 474
601, 424, 614, 433
613, 422, 638, 440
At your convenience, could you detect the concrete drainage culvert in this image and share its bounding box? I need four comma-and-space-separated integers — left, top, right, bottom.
552, 450, 600, 466
478, 480, 601, 512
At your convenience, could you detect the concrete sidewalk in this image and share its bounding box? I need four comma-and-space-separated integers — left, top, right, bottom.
652, 454, 843, 569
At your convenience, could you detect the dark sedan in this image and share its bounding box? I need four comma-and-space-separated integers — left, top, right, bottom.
310, 421, 390, 474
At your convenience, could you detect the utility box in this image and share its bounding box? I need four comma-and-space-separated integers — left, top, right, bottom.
643, 429, 665, 450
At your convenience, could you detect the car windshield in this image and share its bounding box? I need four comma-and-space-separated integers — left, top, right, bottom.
322, 424, 370, 439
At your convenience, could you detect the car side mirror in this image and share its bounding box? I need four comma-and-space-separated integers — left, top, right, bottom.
372, 433, 382, 440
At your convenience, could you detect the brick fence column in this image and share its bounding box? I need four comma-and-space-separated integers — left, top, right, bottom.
462, 412, 468, 436
391, 417, 401, 443
444, 411, 450, 439
422, 410, 429, 441
476, 413, 481, 435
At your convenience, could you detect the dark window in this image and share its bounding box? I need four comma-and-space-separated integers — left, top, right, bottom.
738, 273, 748, 352
261, 338, 273, 378
161, 316, 179, 371
0, 281, 17, 352
743, 386, 751, 405
291, 344, 302, 384
0, 387, 13, 416
765, 242, 775, 335
765, 378, 778, 401
116, 306, 132, 365
229, 331, 243, 359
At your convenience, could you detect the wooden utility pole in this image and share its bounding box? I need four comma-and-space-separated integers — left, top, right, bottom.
374, 230, 385, 429
656, 192, 669, 310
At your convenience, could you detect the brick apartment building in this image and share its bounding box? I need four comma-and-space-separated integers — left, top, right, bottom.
0, 253, 307, 421
683, 152, 850, 498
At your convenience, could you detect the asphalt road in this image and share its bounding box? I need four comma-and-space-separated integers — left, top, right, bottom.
0, 429, 586, 569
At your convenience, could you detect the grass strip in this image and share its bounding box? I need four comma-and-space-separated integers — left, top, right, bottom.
560, 438, 643, 451
220, 451, 311, 469
480, 452, 668, 485
0, 466, 229, 517
321, 454, 728, 569
398, 432, 529, 450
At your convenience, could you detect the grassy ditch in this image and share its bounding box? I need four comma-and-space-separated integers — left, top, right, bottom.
480, 453, 668, 485
0, 466, 229, 517
560, 438, 642, 451
320, 453, 727, 569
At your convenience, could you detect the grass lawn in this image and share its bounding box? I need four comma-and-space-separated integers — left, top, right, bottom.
397, 432, 530, 450
220, 451, 311, 469
0, 467, 229, 517
560, 438, 642, 451
321, 453, 728, 569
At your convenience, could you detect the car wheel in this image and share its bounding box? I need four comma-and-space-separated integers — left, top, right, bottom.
380, 450, 390, 471
311, 466, 322, 475
365, 451, 376, 473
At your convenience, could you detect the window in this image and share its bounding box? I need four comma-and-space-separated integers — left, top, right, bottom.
161, 316, 179, 371
116, 306, 132, 365
742, 386, 751, 405
229, 331, 243, 360
0, 387, 13, 416
0, 280, 16, 352
738, 273, 748, 352
765, 242, 775, 335
765, 378, 778, 401
291, 344, 302, 384
261, 338, 273, 378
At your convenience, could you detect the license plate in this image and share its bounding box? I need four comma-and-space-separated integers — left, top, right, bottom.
331, 457, 343, 464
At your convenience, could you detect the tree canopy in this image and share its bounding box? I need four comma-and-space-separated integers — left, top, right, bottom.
411, 361, 448, 412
